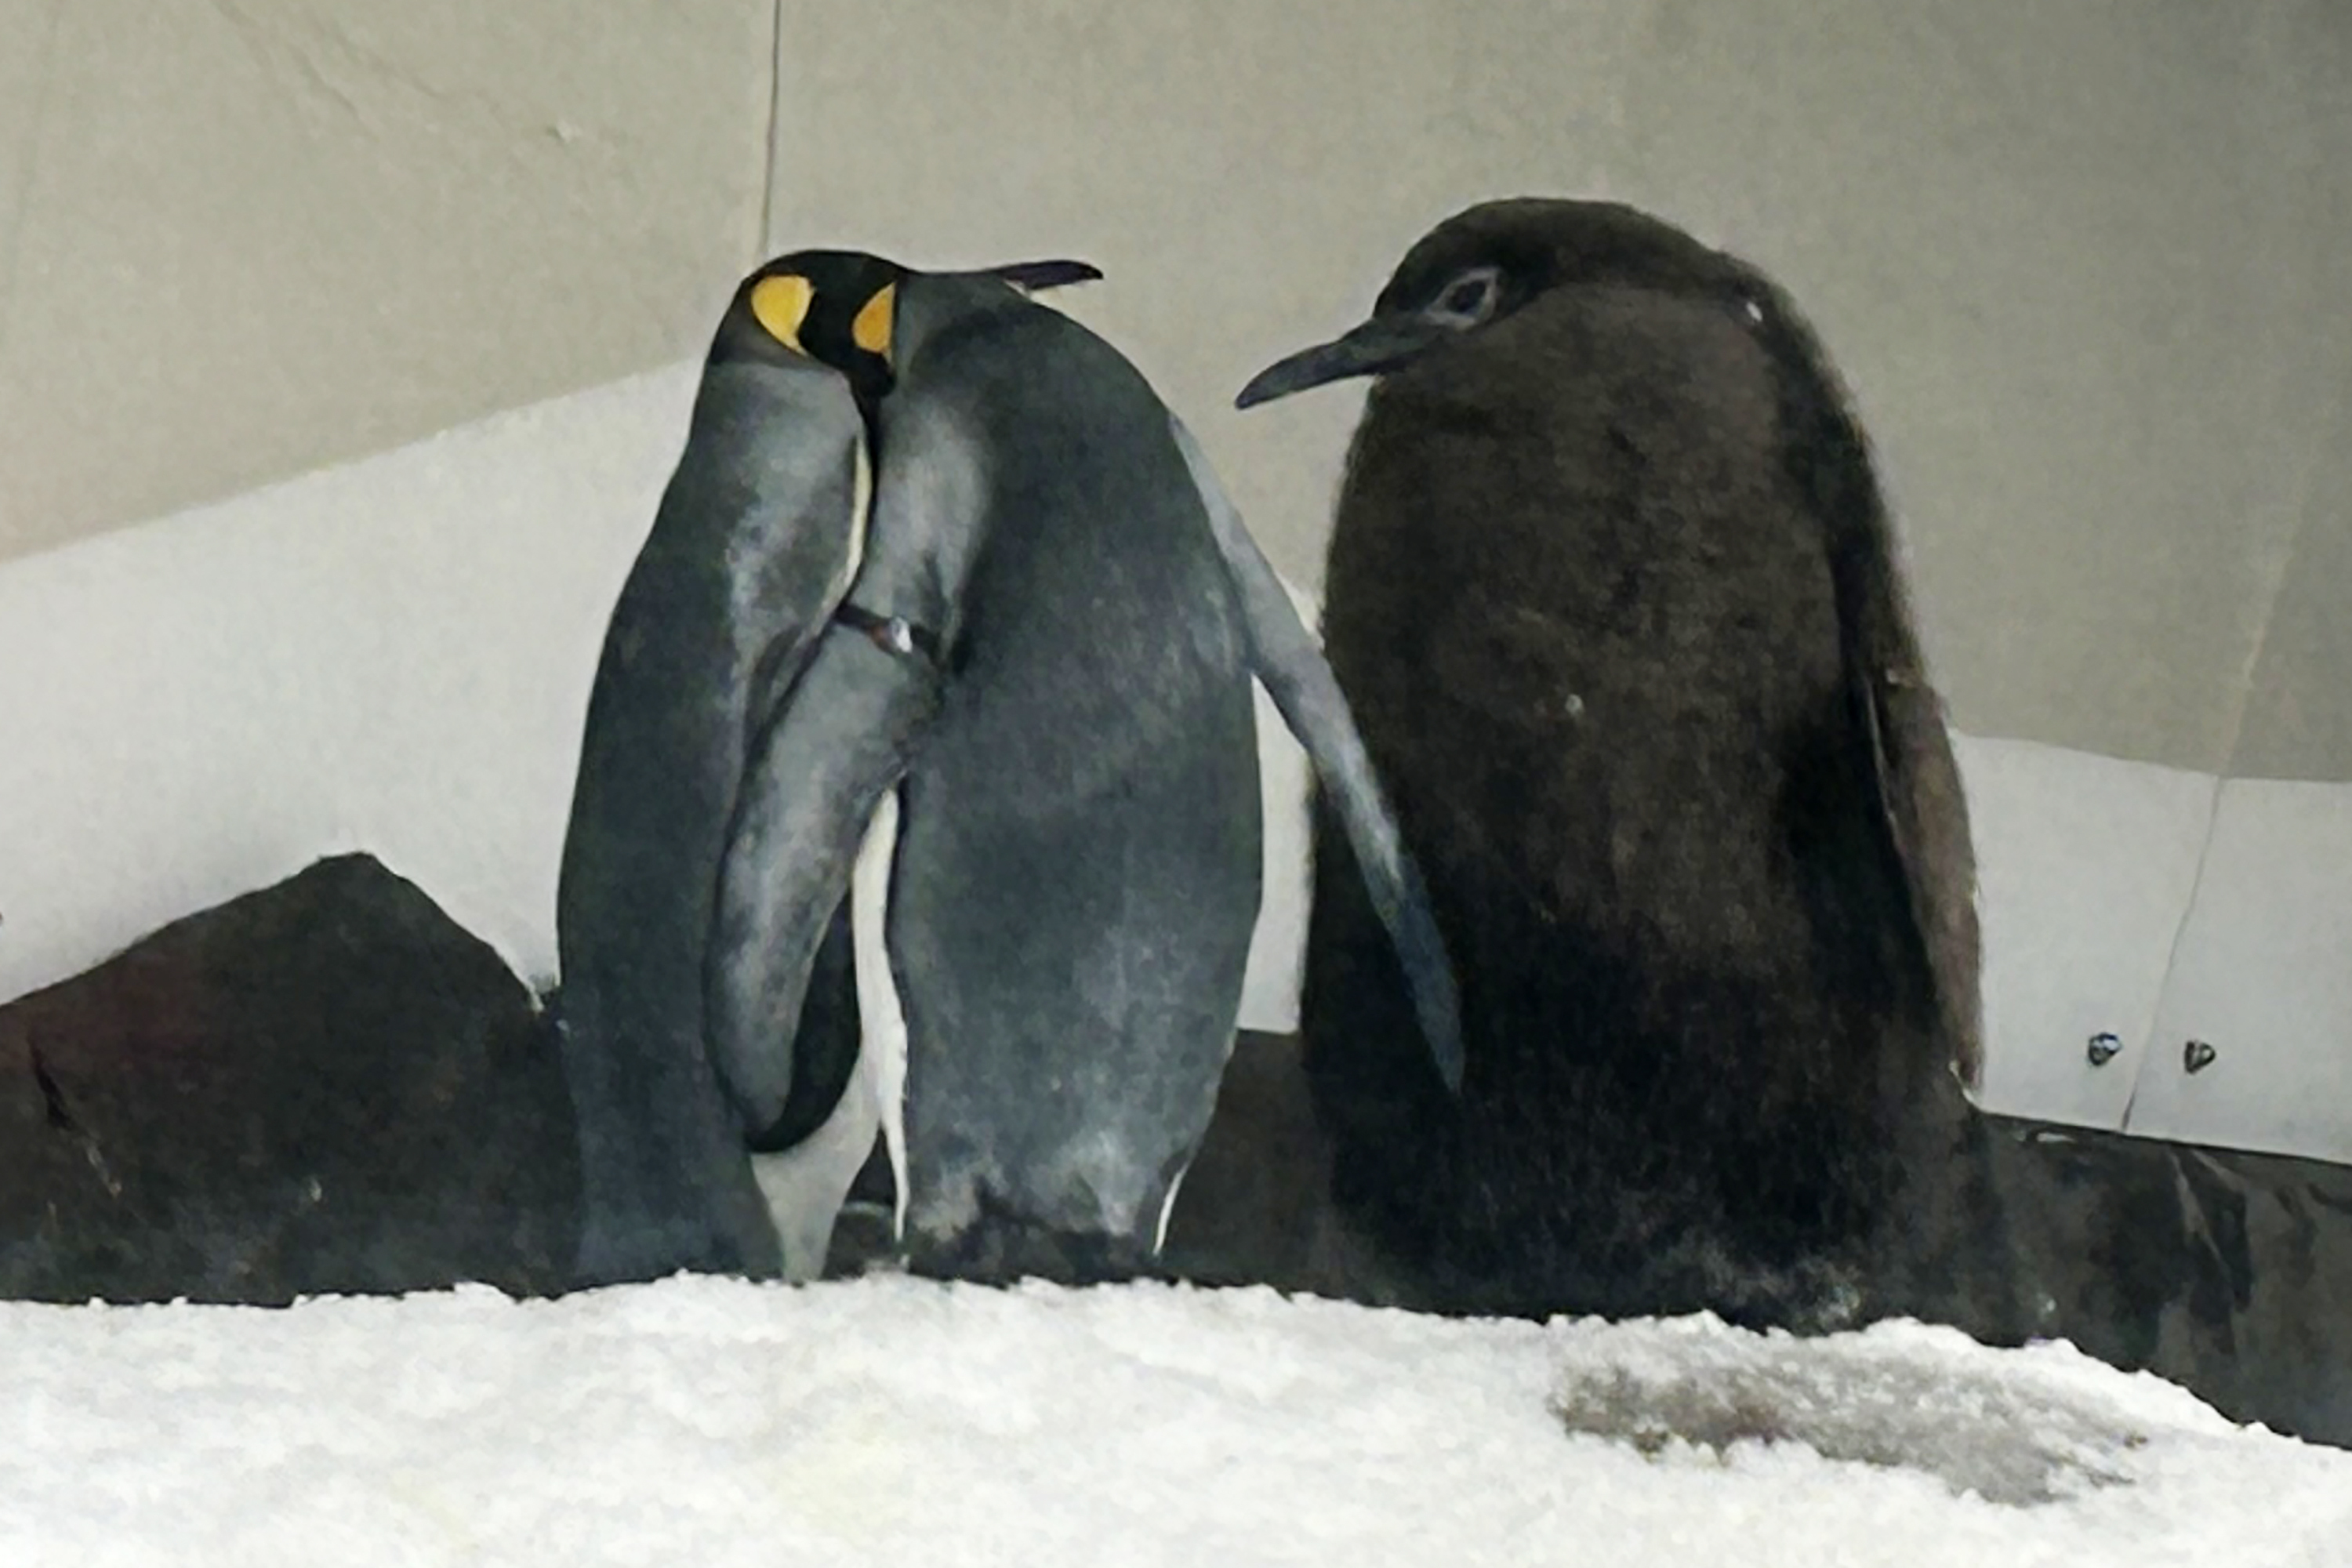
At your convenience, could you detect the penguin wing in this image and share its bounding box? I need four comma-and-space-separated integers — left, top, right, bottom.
1809, 404, 1984, 1091
1860, 651, 1986, 1091
707, 368, 993, 1142
708, 622, 943, 1137
1163, 412, 1466, 1094
1760, 278, 1985, 1093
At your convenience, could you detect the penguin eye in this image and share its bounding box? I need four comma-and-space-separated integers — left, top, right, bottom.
1428, 267, 1502, 328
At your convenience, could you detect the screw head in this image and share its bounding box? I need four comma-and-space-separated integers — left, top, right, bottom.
2183, 1039, 2218, 1075
2086, 1032, 2122, 1067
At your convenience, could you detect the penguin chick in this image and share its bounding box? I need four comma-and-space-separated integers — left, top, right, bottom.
1236, 198, 2019, 1339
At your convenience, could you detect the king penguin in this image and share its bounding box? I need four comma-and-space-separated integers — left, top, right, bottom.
1234, 198, 2022, 1339
557, 248, 1461, 1290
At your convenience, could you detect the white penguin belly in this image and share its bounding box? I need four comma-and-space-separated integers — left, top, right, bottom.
849, 785, 912, 1242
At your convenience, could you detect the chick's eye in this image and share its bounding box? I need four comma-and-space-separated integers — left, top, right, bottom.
1431, 268, 1501, 326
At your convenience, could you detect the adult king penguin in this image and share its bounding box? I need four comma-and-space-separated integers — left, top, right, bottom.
1236, 198, 2021, 1339
557, 249, 1461, 1290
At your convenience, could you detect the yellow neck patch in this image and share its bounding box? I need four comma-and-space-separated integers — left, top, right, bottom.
852, 283, 897, 361
750, 274, 815, 351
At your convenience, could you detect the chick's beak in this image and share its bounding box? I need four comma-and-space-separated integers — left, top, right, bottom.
1235, 314, 1452, 408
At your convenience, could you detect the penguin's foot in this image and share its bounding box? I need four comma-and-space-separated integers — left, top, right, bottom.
903, 1207, 1163, 1290
819, 1199, 907, 1280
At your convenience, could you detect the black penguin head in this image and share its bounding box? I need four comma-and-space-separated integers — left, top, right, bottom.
711, 249, 1105, 412
716, 249, 909, 408
1236, 198, 1744, 408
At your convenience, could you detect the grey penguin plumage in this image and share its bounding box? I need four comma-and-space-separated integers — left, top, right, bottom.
556, 250, 1089, 1286
557, 249, 1461, 1289
1236, 198, 2020, 1338
554, 256, 877, 1287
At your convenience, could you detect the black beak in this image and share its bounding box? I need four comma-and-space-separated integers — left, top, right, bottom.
1235, 314, 1452, 409
982, 259, 1105, 293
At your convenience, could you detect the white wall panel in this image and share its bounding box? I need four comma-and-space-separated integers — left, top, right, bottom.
2129, 779, 2352, 1163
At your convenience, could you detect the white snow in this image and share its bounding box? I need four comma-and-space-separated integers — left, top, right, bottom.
2, 1276, 2343, 1566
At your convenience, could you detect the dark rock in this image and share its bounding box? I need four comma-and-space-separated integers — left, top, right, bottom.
0, 854, 580, 1305
1991, 1119, 2352, 1450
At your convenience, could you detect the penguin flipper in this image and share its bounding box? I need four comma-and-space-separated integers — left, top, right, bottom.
708, 623, 944, 1138
743, 897, 862, 1156
1163, 412, 1466, 1094
1860, 656, 1985, 1090
1777, 287, 1985, 1091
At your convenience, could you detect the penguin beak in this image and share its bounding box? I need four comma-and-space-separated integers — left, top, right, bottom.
1235, 314, 1454, 408
982, 259, 1105, 293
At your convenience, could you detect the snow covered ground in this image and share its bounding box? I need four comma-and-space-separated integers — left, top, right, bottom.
3, 1276, 2344, 1566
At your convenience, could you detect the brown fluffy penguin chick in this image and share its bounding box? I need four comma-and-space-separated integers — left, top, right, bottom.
1236, 198, 2020, 1340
